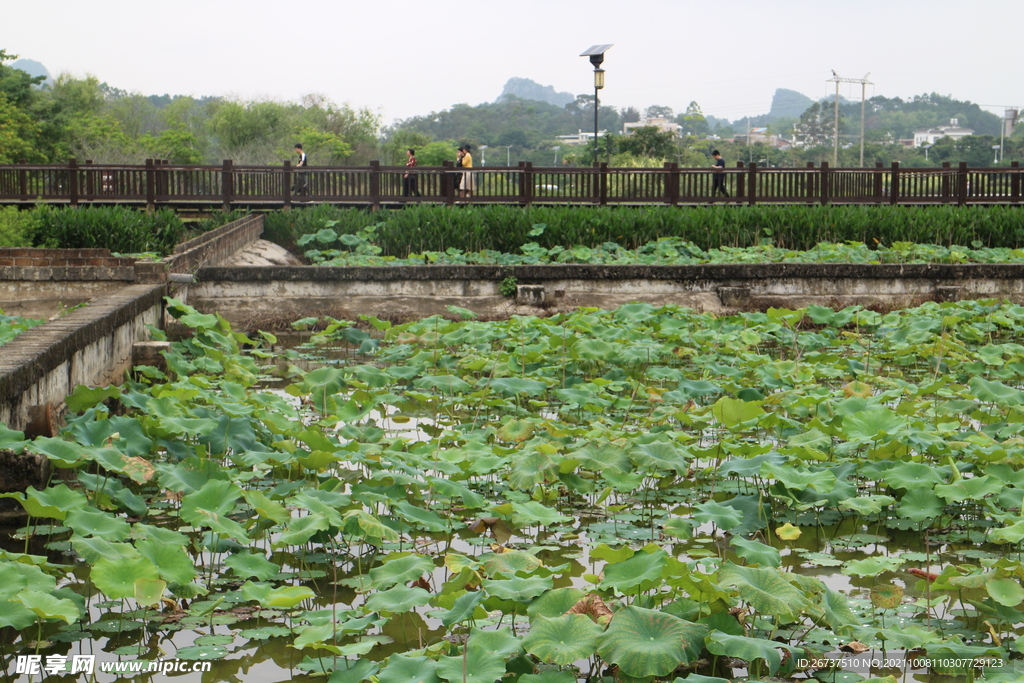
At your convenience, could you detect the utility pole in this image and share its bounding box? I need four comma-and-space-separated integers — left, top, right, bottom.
828, 71, 872, 167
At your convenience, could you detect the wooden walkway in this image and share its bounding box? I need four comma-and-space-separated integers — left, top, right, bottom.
1, 159, 1021, 210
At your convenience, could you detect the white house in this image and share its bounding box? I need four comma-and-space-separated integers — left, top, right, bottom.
913, 118, 975, 147
555, 129, 609, 145
622, 117, 682, 137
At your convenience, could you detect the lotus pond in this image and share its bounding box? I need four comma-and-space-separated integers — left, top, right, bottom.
5, 298, 1024, 682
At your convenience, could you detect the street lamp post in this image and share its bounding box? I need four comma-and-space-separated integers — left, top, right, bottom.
581, 45, 612, 166
552, 146, 561, 166
505, 145, 513, 166
479, 145, 488, 166
993, 144, 1001, 164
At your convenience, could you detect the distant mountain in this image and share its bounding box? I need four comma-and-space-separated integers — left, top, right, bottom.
11, 58, 52, 86
768, 88, 813, 120
497, 78, 574, 107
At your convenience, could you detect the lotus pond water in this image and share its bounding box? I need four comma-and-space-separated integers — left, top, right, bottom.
4, 298, 1024, 683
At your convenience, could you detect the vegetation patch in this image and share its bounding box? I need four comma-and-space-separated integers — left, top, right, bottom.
300, 221, 1024, 267
0, 310, 43, 346
3, 298, 1024, 681
273, 204, 1024, 259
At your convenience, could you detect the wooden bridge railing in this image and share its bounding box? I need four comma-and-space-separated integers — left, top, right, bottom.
1, 159, 1021, 209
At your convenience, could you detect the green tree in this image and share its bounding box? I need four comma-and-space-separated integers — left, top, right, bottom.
617, 126, 675, 158
679, 101, 710, 137
0, 92, 39, 162
0, 50, 46, 160
644, 105, 674, 119
416, 140, 459, 166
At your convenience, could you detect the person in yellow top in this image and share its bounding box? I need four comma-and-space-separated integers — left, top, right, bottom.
459, 145, 475, 198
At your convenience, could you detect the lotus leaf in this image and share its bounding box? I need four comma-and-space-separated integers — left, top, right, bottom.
17, 590, 80, 624
705, 631, 785, 676
224, 552, 279, 581
843, 556, 905, 577
440, 590, 486, 627
731, 537, 782, 567
365, 586, 433, 613
369, 554, 435, 590
595, 606, 707, 677
14, 485, 88, 521
711, 396, 765, 429
66, 506, 131, 541
718, 563, 810, 618
91, 557, 160, 600
376, 654, 441, 683
896, 488, 944, 523
523, 614, 602, 665
870, 583, 904, 609
483, 576, 553, 602
136, 540, 197, 584
986, 577, 1024, 607
526, 587, 586, 618
600, 547, 668, 594
328, 660, 380, 683
436, 648, 507, 683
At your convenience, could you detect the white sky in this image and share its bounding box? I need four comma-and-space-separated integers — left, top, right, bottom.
2, 0, 1021, 125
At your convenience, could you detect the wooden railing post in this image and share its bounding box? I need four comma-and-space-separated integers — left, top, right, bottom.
1011, 161, 1021, 203
874, 162, 884, 202
957, 161, 968, 206
820, 161, 830, 205
747, 162, 757, 206
282, 160, 292, 209
735, 161, 745, 200
369, 160, 381, 210
889, 162, 899, 205
519, 162, 534, 206
68, 158, 79, 206
84, 160, 94, 199
18, 160, 28, 201
442, 160, 455, 205
665, 162, 679, 205
144, 158, 155, 211
221, 159, 233, 212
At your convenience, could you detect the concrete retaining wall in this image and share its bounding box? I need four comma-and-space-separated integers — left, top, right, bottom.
0, 284, 164, 517
0, 215, 264, 318
191, 262, 1024, 324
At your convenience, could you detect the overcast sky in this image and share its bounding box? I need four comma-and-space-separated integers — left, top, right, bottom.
3, 0, 1021, 125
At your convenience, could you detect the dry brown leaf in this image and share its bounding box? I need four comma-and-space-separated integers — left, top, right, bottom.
566, 593, 614, 624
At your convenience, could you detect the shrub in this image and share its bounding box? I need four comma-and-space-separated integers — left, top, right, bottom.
0, 206, 40, 247
32, 206, 185, 255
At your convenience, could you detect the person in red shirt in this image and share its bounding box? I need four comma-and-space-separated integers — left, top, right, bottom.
403, 148, 421, 197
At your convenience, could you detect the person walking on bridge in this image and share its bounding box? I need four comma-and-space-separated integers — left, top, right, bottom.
403, 148, 421, 197
458, 145, 475, 199
710, 149, 729, 198
293, 143, 309, 196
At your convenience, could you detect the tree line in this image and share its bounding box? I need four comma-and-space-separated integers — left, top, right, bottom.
1, 49, 1020, 169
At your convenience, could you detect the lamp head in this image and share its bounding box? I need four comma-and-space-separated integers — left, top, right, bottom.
580, 44, 613, 69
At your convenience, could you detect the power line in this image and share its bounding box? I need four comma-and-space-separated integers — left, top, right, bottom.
828, 71, 872, 167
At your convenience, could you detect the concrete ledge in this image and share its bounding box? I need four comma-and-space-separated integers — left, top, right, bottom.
190, 262, 1024, 326
197, 262, 1024, 283
0, 284, 165, 426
